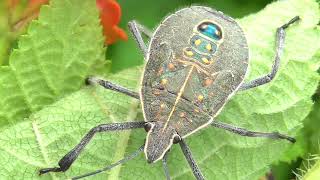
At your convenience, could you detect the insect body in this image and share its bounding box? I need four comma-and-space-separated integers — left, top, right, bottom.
39, 6, 299, 180
142, 7, 248, 162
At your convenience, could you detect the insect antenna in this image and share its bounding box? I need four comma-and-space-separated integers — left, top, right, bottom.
72, 144, 145, 180
162, 152, 171, 180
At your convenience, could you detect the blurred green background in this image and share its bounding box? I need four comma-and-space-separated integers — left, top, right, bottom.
109, 0, 272, 72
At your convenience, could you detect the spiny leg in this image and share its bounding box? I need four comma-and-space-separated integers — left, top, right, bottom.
239, 16, 300, 91
162, 152, 171, 180
72, 144, 145, 180
211, 120, 295, 143
86, 76, 140, 99
179, 139, 205, 180
128, 20, 153, 59
39, 121, 145, 175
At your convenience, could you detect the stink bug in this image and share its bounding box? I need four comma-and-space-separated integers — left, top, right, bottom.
39, 6, 299, 180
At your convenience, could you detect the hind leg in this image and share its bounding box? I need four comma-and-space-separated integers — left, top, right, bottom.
39, 121, 145, 175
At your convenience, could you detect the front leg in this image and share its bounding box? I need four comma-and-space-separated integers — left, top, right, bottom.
239, 16, 300, 91
86, 76, 140, 99
128, 20, 153, 59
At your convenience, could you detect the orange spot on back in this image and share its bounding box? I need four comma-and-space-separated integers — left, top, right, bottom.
168, 63, 175, 71
153, 89, 161, 96
203, 78, 213, 87
157, 67, 164, 76
179, 112, 186, 118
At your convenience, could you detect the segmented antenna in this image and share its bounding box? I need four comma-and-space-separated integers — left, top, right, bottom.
72, 144, 145, 179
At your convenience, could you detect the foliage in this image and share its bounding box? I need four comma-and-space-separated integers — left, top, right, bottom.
0, 0, 106, 128
0, 0, 319, 179
111, 0, 272, 72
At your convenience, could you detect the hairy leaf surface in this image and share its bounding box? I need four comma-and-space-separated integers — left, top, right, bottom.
0, 0, 105, 127
0, 0, 319, 179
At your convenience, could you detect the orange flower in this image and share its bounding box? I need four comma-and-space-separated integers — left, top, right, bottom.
9, 0, 49, 31
6, 0, 20, 9
96, 0, 128, 45
7, 0, 127, 45
27, 0, 49, 13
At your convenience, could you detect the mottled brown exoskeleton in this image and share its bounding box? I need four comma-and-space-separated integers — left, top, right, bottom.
39, 6, 299, 180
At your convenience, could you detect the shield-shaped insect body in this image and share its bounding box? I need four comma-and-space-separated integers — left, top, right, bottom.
141, 6, 249, 163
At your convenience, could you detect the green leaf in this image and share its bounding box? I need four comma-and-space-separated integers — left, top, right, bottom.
0, 0, 105, 128
277, 52, 320, 164
0, 0, 319, 180
304, 85, 320, 154
271, 81, 320, 180
0, 66, 142, 179
295, 99, 320, 180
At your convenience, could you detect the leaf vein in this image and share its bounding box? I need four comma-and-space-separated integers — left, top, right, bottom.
32, 121, 58, 180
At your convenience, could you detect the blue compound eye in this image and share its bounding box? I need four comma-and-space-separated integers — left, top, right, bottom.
197, 22, 222, 40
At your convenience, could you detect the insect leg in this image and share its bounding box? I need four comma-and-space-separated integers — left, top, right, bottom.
162, 152, 171, 180
239, 16, 300, 91
128, 20, 153, 59
211, 120, 295, 143
86, 76, 140, 99
39, 121, 145, 175
72, 144, 145, 179
179, 139, 205, 180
